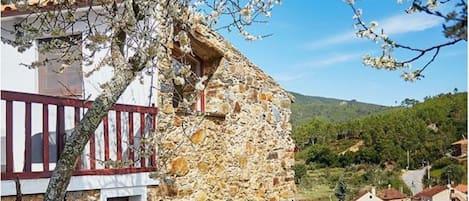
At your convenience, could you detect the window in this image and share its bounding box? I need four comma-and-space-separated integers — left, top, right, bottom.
107, 197, 130, 201
100, 186, 146, 201
171, 48, 204, 112
38, 34, 83, 97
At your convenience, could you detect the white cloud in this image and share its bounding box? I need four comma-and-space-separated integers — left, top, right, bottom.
306, 12, 443, 50
298, 53, 363, 68
379, 12, 443, 34
305, 31, 356, 50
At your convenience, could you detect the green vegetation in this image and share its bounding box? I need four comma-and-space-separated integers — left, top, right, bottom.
293, 92, 467, 200
424, 157, 467, 186
290, 92, 389, 127
294, 92, 467, 169
335, 177, 347, 201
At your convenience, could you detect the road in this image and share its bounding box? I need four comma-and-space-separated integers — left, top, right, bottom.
401, 166, 430, 195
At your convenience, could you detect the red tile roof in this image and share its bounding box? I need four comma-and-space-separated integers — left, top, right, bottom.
452, 139, 468, 145
378, 188, 408, 200
414, 186, 448, 198
454, 184, 467, 193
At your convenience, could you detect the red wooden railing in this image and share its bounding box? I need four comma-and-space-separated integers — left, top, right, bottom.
1, 90, 158, 180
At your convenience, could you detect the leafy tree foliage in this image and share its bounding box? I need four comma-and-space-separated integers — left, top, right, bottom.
441, 164, 466, 184
335, 177, 348, 201
293, 163, 307, 183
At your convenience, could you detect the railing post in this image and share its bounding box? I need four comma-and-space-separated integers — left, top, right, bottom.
23, 102, 32, 172
5, 100, 14, 176
140, 113, 145, 168
150, 113, 156, 167
42, 104, 49, 172
128, 112, 134, 167
74, 107, 81, 170
116, 111, 122, 162
56, 105, 65, 160
103, 115, 109, 168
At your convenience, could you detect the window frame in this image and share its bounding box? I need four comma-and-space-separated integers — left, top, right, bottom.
37, 34, 84, 98
171, 48, 205, 112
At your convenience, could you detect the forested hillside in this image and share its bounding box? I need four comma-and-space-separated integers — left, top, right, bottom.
290, 92, 389, 126
294, 92, 466, 168
293, 92, 467, 200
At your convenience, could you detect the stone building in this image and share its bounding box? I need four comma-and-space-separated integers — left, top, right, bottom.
149, 25, 296, 200
1, 1, 296, 201
451, 139, 467, 157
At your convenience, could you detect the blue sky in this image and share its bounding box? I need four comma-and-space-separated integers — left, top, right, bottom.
218, 0, 467, 106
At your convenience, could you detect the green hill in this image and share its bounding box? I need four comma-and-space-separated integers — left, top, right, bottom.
294, 92, 467, 167
290, 91, 389, 127
293, 92, 467, 200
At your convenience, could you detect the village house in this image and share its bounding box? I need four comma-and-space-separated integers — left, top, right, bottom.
413, 185, 450, 201
377, 188, 410, 201
413, 185, 468, 201
454, 184, 467, 194
352, 187, 410, 201
1, 1, 296, 200
451, 185, 468, 201
352, 187, 384, 201
451, 139, 467, 158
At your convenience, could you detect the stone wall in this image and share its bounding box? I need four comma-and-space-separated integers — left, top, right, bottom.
153, 25, 296, 200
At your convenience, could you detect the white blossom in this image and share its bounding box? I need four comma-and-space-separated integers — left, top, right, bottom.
406, 6, 418, 13
240, 4, 253, 23
427, 0, 438, 10
362, 54, 403, 70
401, 70, 421, 82
55, 63, 69, 73
200, 75, 208, 82
380, 34, 388, 40
193, 0, 204, 7
245, 35, 256, 41
174, 76, 185, 85
345, 0, 355, 5
195, 81, 205, 91
181, 64, 191, 76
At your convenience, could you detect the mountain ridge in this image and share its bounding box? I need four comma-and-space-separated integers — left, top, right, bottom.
289, 91, 390, 126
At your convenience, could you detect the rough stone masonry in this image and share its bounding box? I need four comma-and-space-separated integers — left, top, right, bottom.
150, 24, 297, 201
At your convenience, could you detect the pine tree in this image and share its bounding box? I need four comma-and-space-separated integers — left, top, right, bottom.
335, 177, 348, 201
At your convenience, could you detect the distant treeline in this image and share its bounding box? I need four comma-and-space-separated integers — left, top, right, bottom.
289, 91, 389, 127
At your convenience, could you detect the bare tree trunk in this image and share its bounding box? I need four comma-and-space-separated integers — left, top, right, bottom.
44, 67, 137, 201
15, 176, 22, 201
44, 25, 140, 200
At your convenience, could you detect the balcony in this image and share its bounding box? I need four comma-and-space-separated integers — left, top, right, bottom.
1, 90, 158, 180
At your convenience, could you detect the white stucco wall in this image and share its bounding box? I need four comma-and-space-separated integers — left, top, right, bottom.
356, 192, 384, 201
432, 189, 450, 201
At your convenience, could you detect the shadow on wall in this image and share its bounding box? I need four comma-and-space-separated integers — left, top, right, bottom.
1, 130, 72, 172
